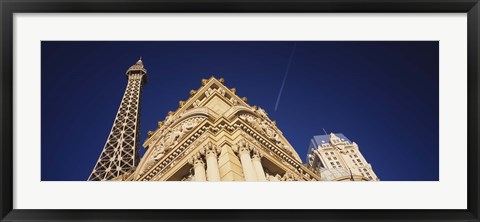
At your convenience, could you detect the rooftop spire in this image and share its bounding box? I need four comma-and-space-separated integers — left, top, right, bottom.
126, 57, 147, 75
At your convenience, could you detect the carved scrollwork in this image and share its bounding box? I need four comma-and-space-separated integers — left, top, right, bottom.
255, 107, 269, 120
138, 116, 207, 177
238, 113, 286, 149
161, 117, 206, 148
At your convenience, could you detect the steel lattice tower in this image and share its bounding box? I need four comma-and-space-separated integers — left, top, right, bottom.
88, 58, 147, 181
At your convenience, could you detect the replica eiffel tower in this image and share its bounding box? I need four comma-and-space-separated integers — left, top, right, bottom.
88, 58, 147, 181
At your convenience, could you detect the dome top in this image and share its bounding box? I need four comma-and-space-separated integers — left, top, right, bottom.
126, 57, 147, 75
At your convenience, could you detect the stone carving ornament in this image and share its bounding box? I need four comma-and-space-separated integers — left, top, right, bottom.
138, 116, 206, 176
265, 172, 282, 181
239, 113, 286, 149
163, 111, 177, 126
255, 107, 269, 119
202, 141, 220, 157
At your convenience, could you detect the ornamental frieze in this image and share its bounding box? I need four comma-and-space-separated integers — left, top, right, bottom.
238, 113, 288, 151
137, 116, 207, 177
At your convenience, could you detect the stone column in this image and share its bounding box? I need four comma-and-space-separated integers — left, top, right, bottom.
191, 154, 206, 181
237, 140, 257, 181
251, 150, 266, 181
204, 143, 221, 181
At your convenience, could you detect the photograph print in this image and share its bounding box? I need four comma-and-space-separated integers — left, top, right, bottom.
41, 41, 439, 182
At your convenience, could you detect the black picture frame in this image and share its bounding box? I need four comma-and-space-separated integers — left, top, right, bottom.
1, 0, 479, 221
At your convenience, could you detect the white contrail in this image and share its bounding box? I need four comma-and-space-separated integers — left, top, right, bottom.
274, 43, 297, 112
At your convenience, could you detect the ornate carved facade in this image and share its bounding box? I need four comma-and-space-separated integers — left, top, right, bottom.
123, 76, 320, 181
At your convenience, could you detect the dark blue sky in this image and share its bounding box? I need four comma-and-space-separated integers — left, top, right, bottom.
41, 41, 439, 181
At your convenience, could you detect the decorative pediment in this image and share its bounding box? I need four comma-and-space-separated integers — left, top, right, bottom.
192, 80, 246, 112
144, 77, 252, 146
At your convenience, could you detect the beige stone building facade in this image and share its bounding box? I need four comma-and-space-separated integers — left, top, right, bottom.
126, 75, 322, 181
307, 133, 380, 181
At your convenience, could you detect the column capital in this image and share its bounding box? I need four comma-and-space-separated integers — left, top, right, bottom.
203, 141, 220, 158
235, 139, 252, 155
188, 153, 205, 168
251, 148, 263, 160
